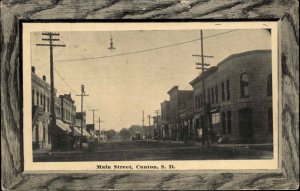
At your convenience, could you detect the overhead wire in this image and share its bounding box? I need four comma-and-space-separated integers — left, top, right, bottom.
54, 29, 239, 63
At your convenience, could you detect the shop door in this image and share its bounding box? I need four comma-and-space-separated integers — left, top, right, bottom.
239, 108, 253, 143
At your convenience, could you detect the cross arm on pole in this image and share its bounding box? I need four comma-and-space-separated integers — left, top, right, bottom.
42, 32, 60, 36
36, 44, 51, 46
42, 38, 60, 41
76, 94, 89, 96
192, 54, 214, 58
195, 62, 210, 66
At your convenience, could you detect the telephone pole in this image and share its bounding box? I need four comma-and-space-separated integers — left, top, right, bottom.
36, 32, 65, 151
142, 110, 144, 128
154, 110, 160, 139
147, 115, 151, 139
76, 84, 89, 149
89, 109, 98, 131
96, 117, 103, 141
192, 30, 213, 150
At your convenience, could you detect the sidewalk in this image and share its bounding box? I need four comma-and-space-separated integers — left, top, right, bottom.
152, 139, 273, 147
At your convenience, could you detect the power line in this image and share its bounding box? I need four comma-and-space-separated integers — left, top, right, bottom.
53, 30, 239, 63
54, 67, 91, 110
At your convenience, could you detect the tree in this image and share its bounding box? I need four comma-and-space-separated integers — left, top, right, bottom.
105, 129, 116, 140
119, 128, 131, 140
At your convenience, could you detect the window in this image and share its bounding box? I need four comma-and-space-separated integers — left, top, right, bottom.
215, 86, 218, 103
195, 95, 198, 109
240, 73, 250, 98
200, 93, 202, 107
212, 113, 220, 124
47, 98, 50, 112
226, 79, 230, 100
43, 94, 46, 110
207, 89, 210, 104
227, 111, 231, 134
197, 94, 200, 108
36, 92, 39, 105
221, 82, 225, 101
222, 112, 226, 134
211, 88, 214, 104
268, 107, 273, 132
40, 94, 43, 107
267, 74, 272, 96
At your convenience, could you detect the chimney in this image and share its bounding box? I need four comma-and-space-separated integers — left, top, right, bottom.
42, 75, 46, 81
31, 66, 35, 73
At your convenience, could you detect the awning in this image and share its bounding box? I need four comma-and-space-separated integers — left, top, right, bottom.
74, 126, 91, 137
56, 119, 72, 132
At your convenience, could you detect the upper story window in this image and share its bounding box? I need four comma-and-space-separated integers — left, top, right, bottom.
36, 92, 39, 105
240, 73, 250, 98
211, 88, 214, 104
267, 74, 272, 96
215, 85, 218, 103
221, 82, 225, 101
226, 79, 230, 100
194, 95, 198, 109
207, 89, 210, 104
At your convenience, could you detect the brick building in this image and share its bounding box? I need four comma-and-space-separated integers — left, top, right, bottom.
160, 100, 170, 139
59, 94, 76, 125
190, 50, 272, 144
167, 86, 193, 141
32, 66, 77, 150
31, 66, 53, 149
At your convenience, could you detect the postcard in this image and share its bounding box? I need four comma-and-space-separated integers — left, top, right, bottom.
22, 21, 279, 172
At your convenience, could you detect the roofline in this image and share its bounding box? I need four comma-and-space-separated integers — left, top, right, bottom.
167, 86, 178, 94
189, 49, 271, 86
217, 49, 271, 67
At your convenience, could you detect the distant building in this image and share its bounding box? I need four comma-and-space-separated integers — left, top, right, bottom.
189, 50, 272, 144
75, 111, 86, 129
178, 97, 194, 142
86, 124, 95, 134
160, 100, 170, 139
153, 115, 161, 139
59, 94, 76, 125
167, 86, 193, 141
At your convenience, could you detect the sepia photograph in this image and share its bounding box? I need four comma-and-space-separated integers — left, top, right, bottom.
22, 22, 278, 171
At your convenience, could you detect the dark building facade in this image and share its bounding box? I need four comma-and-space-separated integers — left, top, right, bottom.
190, 50, 272, 144
167, 86, 193, 141
160, 100, 170, 139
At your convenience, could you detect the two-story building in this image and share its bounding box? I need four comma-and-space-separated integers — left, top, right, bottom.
160, 101, 170, 139
167, 86, 193, 141
190, 50, 272, 144
32, 66, 53, 149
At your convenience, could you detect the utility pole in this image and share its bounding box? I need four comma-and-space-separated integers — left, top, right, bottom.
36, 32, 65, 151
96, 117, 103, 141
142, 110, 144, 128
154, 110, 160, 139
147, 115, 151, 139
76, 84, 89, 149
192, 30, 213, 150
89, 109, 98, 132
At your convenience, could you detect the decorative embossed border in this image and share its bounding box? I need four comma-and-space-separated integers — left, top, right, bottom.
1, 1, 298, 190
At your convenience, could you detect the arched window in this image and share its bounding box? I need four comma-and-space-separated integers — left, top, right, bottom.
240, 73, 250, 98
36, 91, 39, 105
267, 74, 272, 96
226, 79, 230, 100
215, 85, 218, 103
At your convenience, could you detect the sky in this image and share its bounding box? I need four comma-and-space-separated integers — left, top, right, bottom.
31, 29, 271, 131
